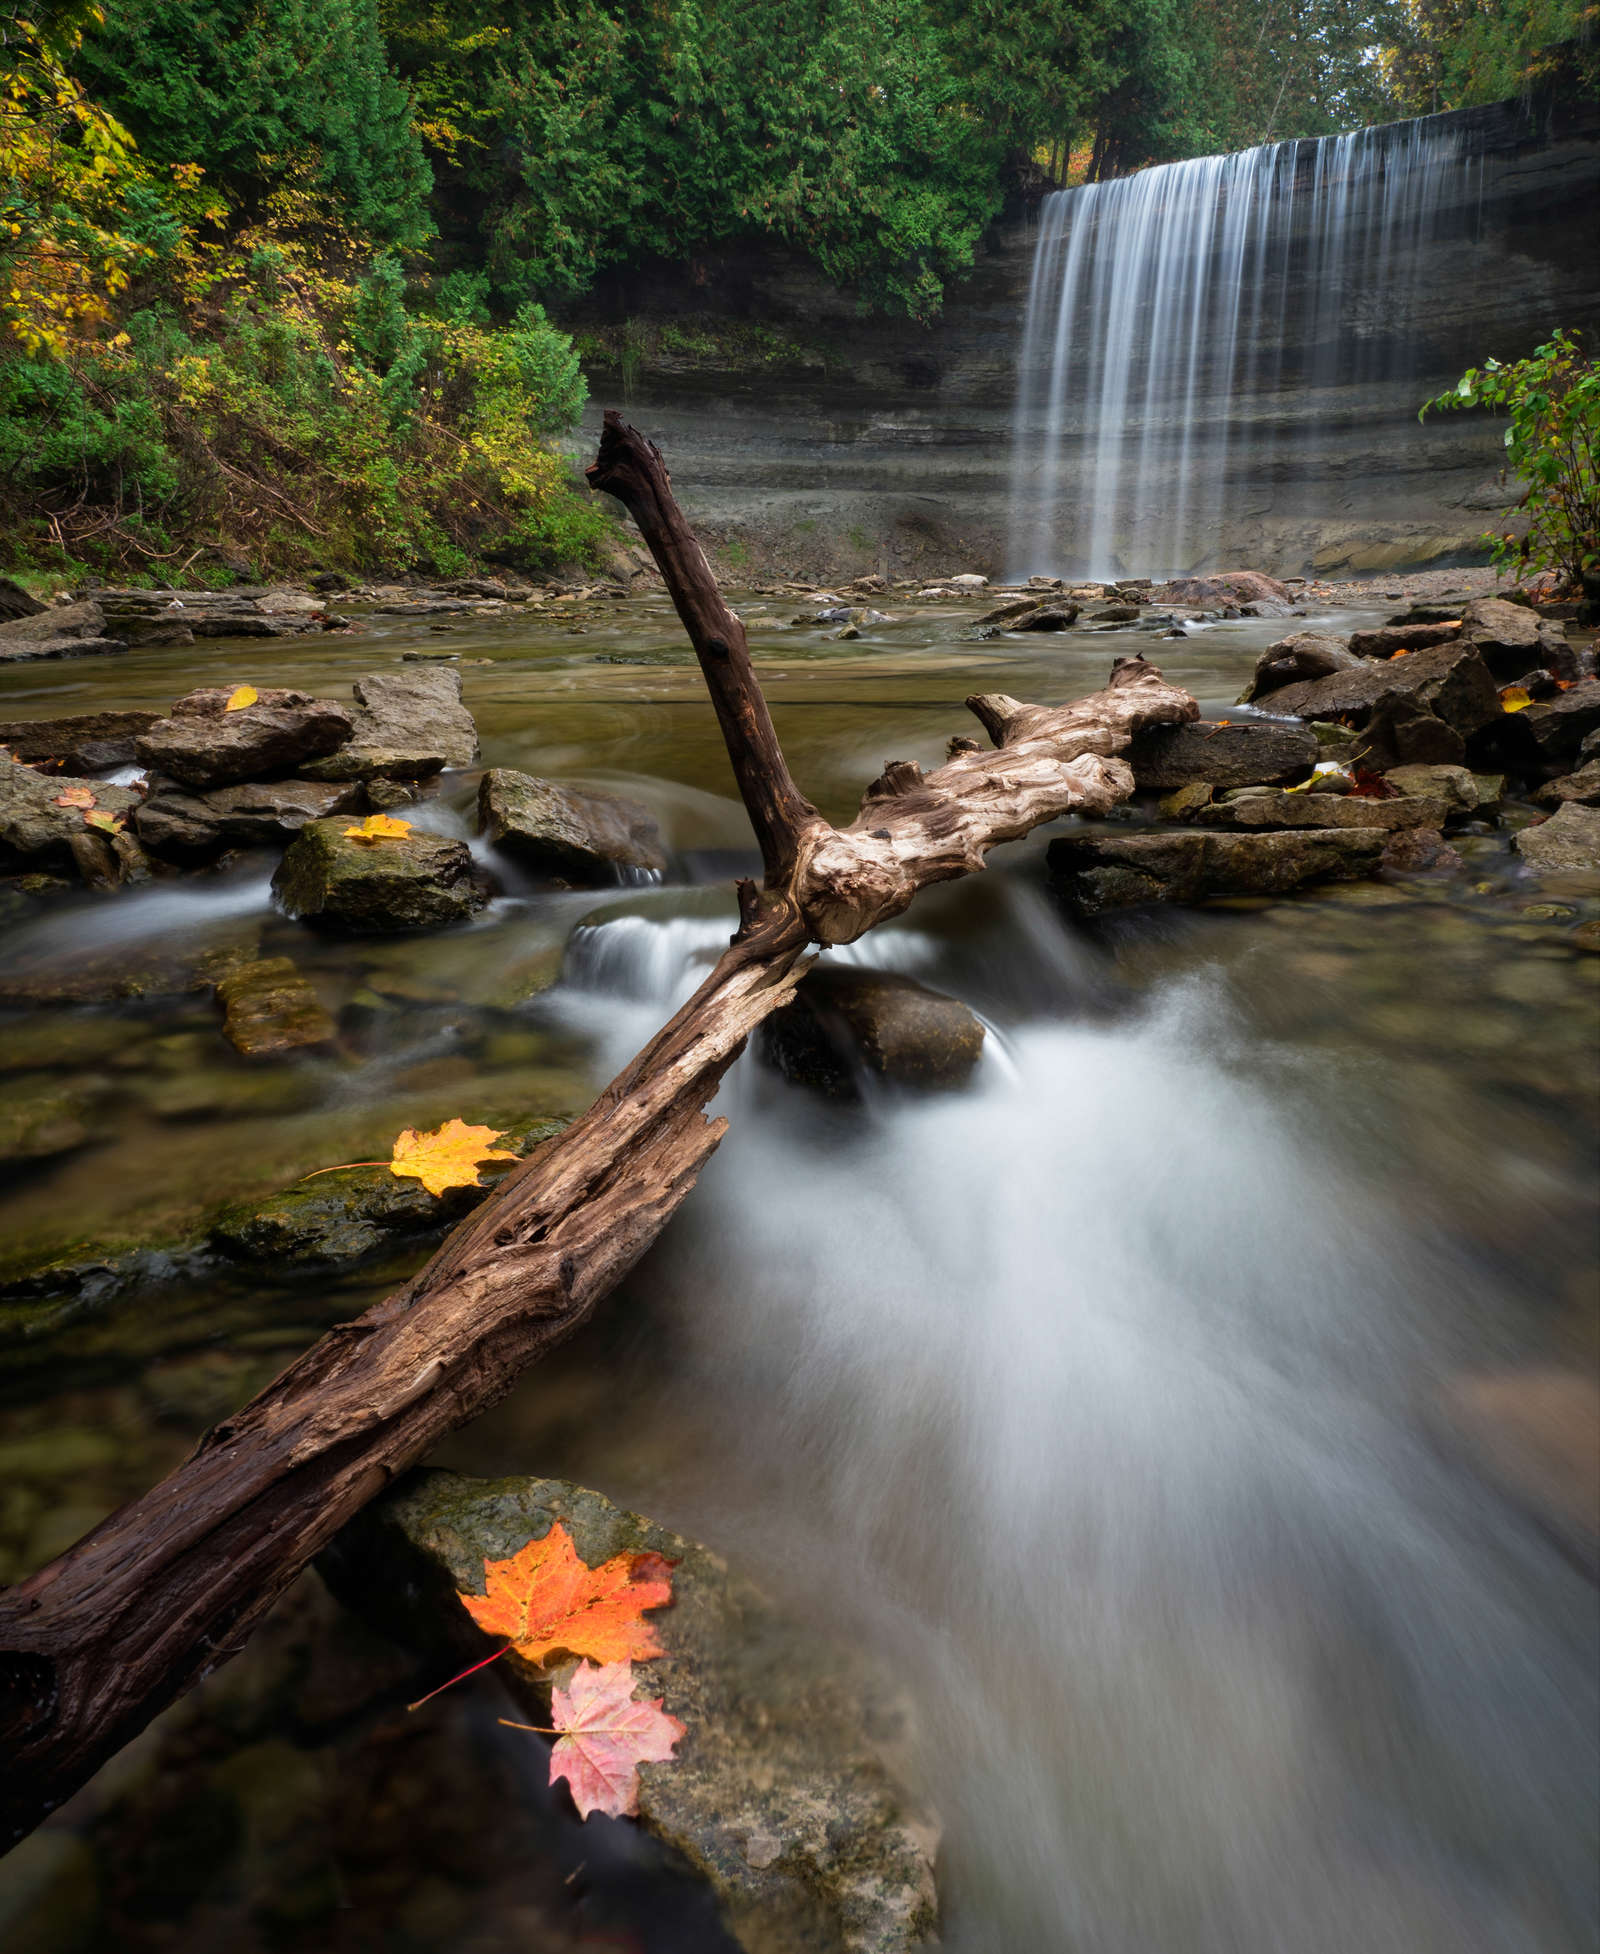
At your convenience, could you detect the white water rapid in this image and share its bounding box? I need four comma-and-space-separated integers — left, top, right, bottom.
532, 883, 1598, 1954
1008, 120, 1479, 580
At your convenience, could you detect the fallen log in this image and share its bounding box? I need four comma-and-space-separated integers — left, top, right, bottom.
0, 413, 1197, 1843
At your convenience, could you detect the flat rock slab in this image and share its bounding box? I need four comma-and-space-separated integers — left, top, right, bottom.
1126, 718, 1318, 792
1262, 639, 1501, 737
1513, 801, 1600, 872
137, 687, 353, 789
760, 966, 984, 1099
214, 956, 337, 1058
136, 779, 359, 861
1347, 620, 1461, 659
479, 769, 667, 881
273, 817, 485, 932
0, 599, 107, 644
0, 636, 130, 664
1195, 791, 1451, 832
321, 1471, 939, 1954
1048, 827, 1384, 913
300, 666, 477, 779
1383, 763, 1483, 811
0, 710, 159, 772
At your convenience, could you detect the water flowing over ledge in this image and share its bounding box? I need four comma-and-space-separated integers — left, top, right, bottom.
1008, 119, 1482, 580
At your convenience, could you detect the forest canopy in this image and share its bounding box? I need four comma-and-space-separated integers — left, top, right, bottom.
1, 0, 1594, 576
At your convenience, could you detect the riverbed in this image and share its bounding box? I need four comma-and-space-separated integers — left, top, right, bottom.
2, 593, 1596, 1953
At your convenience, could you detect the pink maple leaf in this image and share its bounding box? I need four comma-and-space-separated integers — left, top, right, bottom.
545, 1659, 685, 1819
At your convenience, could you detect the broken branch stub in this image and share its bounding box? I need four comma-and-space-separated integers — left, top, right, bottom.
0, 417, 1195, 1846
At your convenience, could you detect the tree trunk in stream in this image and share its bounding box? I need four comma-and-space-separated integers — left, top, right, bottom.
0, 412, 1198, 1844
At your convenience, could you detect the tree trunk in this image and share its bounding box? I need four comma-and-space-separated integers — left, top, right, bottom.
0, 413, 1197, 1845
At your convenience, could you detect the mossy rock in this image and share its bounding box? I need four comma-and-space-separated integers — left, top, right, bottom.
272, 819, 486, 933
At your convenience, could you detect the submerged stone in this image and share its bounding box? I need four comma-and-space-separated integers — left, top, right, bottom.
1048, 827, 1384, 913
760, 965, 985, 1099
273, 818, 486, 932
214, 957, 338, 1058
0, 1081, 100, 1165
478, 769, 667, 882
321, 1471, 939, 1954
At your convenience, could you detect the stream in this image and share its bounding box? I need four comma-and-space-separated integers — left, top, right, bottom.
2, 594, 1596, 1952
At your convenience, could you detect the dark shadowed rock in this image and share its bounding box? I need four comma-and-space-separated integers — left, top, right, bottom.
137, 686, 354, 789
0, 709, 159, 772
1531, 759, 1600, 807
761, 965, 985, 1099
136, 779, 359, 861
299, 666, 477, 780
0, 578, 45, 622
1048, 827, 1383, 912
321, 1471, 939, 1954
1195, 791, 1450, 833
273, 817, 486, 931
1513, 801, 1600, 872
1361, 696, 1467, 769
0, 758, 143, 886
478, 769, 667, 881
1497, 679, 1600, 770
1347, 620, 1462, 659
1261, 639, 1501, 739
1238, 632, 1362, 703
214, 957, 337, 1057
1126, 718, 1318, 792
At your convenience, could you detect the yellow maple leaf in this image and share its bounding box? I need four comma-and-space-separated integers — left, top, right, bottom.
1499, 685, 1532, 713
389, 1118, 516, 1197
84, 808, 125, 833
224, 684, 258, 712
343, 813, 413, 844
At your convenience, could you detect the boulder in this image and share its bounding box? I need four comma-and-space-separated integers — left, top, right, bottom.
1512, 801, 1600, 873
299, 667, 478, 780
0, 709, 160, 772
136, 779, 359, 862
136, 686, 354, 789
1531, 760, 1600, 808
1125, 718, 1319, 792
0, 577, 45, 622
1346, 620, 1461, 659
1458, 594, 1542, 670
1238, 632, 1362, 703
1259, 639, 1501, 739
214, 957, 337, 1058
1009, 603, 1080, 631
1380, 827, 1462, 872
478, 770, 667, 882
320, 1471, 939, 1954
272, 817, 486, 932
1149, 571, 1292, 609
1194, 791, 1450, 833
760, 966, 985, 1099
1048, 827, 1383, 913
1495, 679, 1600, 771
1383, 763, 1482, 813
0, 757, 143, 885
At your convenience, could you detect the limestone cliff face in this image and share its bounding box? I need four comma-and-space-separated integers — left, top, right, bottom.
563, 90, 1600, 581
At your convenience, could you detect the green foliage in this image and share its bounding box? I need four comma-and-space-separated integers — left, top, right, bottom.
1421, 330, 1600, 586
1383, 0, 1599, 115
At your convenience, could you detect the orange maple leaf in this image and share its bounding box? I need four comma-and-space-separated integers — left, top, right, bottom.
390, 1118, 516, 1197
458, 1522, 673, 1667
343, 813, 412, 843
53, 785, 95, 808
502, 1659, 685, 1819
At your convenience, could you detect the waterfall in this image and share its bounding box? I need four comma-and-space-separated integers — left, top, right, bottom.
1008, 120, 1480, 581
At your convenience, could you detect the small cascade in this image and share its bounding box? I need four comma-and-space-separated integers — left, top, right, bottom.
1008, 119, 1480, 580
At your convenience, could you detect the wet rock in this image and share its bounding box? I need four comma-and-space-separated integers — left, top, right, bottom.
1150, 571, 1292, 609
215, 957, 337, 1058
321, 1471, 939, 1954
1361, 696, 1467, 769
1238, 632, 1362, 703
210, 1122, 565, 1267
1006, 603, 1080, 632
299, 667, 477, 780
1383, 763, 1482, 812
975, 596, 1044, 627
1048, 827, 1384, 913
1512, 801, 1600, 872
1125, 718, 1318, 792
1434, 1367, 1599, 1575
0, 1081, 100, 1166
1380, 826, 1462, 872
0, 757, 143, 885
136, 687, 354, 789
1346, 619, 1462, 659
0, 709, 160, 773
273, 818, 486, 932
1157, 782, 1214, 819
1496, 679, 1600, 771
1261, 639, 1501, 740
760, 966, 985, 1099
478, 770, 667, 882
1194, 791, 1449, 833
1531, 759, 1600, 808
136, 779, 359, 862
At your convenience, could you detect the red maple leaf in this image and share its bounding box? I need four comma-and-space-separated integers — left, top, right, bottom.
534, 1660, 686, 1818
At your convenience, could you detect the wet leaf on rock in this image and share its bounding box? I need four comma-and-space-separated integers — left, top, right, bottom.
389, 1117, 516, 1197
1500, 685, 1533, 712
343, 813, 413, 843
523, 1660, 685, 1819
224, 684, 258, 711
53, 785, 95, 808
459, 1521, 673, 1667
83, 808, 125, 832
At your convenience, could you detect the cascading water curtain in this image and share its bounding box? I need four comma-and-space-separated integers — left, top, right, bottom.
1007, 121, 1478, 581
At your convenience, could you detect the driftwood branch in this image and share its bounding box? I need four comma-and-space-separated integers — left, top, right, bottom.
0, 412, 1196, 1844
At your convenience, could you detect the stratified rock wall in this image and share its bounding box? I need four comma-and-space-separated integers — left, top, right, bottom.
564, 90, 1600, 581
